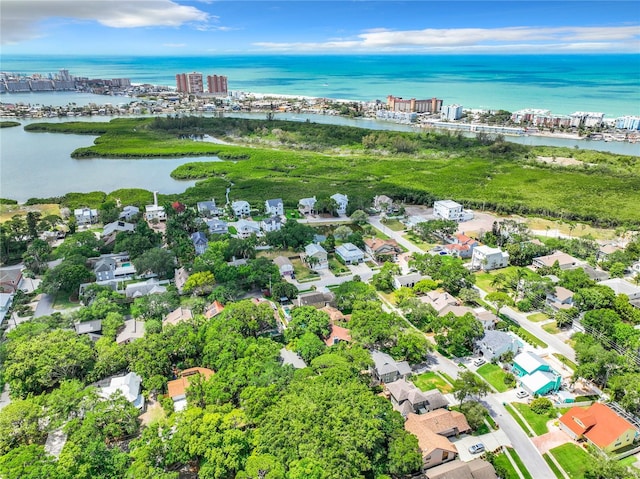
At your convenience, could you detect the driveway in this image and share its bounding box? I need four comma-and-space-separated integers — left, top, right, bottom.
34, 293, 55, 318
451, 429, 512, 462
532, 429, 572, 455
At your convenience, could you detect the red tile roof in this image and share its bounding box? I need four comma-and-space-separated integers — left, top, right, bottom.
324, 325, 352, 346
559, 403, 637, 449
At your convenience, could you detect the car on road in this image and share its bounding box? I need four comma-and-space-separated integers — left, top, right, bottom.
516, 390, 529, 399
468, 443, 485, 454
473, 358, 486, 367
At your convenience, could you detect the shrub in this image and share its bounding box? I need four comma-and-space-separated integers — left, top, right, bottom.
530, 397, 554, 416
503, 373, 516, 387
517, 299, 533, 312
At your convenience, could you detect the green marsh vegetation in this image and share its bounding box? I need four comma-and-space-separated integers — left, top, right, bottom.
0, 121, 21, 128
24, 117, 640, 226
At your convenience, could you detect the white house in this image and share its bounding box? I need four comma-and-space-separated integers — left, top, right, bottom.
261, 215, 283, 233
74, 207, 98, 225
433, 200, 473, 222
393, 272, 424, 290
299, 196, 317, 215
231, 200, 251, 218
471, 245, 509, 271
99, 372, 145, 409
265, 198, 284, 216
145, 191, 166, 221
331, 193, 349, 215
205, 218, 228, 235
197, 199, 220, 217
600, 278, 640, 301
304, 243, 328, 270
475, 330, 520, 361
119, 205, 140, 221
274, 256, 294, 277
335, 242, 364, 265
235, 219, 261, 239
102, 221, 135, 239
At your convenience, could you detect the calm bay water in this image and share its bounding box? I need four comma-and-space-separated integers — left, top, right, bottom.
2, 54, 640, 117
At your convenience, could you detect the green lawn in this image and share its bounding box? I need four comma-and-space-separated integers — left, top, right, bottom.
549, 443, 592, 479
504, 403, 533, 437
543, 453, 566, 479
291, 258, 320, 281
552, 353, 578, 371
493, 451, 521, 479
328, 256, 350, 275
475, 266, 541, 293
618, 455, 637, 468
542, 321, 561, 334
404, 233, 431, 252
506, 447, 534, 479
512, 402, 552, 435
411, 371, 453, 394
510, 324, 548, 348
528, 312, 549, 322
381, 219, 405, 232
476, 363, 512, 393
53, 292, 81, 310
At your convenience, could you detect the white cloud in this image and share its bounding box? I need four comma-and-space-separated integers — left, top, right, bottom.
1, 0, 209, 44
253, 25, 640, 53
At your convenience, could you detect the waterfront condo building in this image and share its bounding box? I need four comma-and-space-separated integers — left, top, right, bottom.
176, 72, 204, 94
387, 95, 443, 114
207, 75, 228, 95
441, 104, 463, 121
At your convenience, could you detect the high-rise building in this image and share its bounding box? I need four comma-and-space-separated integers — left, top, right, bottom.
207, 75, 228, 95
441, 104, 463, 121
387, 95, 443, 114
176, 72, 204, 94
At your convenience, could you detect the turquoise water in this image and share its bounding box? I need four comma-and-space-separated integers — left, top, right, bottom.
2, 54, 639, 117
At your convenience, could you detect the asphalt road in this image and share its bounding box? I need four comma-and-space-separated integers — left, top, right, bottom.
34, 293, 54, 318
368, 216, 425, 254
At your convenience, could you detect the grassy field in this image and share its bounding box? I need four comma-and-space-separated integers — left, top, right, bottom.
476, 363, 512, 393
23, 118, 640, 227
381, 219, 406, 232
0, 203, 61, 222
528, 312, 549, 322
291, 258, 319, 281
549, 443, 592, 479
475, 266, 541, 293
328, 256, 350, 275
512, 402, 551, 436
411, 371, 454, 394
526, 217, 618, 241
53, 292, 81, 310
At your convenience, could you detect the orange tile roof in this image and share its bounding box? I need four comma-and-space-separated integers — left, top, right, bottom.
204, 300, 225, 319
167, 367, 215, 399
560, 403, 637, 449
324, 324, 352, 346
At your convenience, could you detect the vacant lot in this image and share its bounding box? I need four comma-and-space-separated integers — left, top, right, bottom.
411, 371, 453, 394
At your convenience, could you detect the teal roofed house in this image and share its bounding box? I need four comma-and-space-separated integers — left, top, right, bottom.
512, 351, 561, 396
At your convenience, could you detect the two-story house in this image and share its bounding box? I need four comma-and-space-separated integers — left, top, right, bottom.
298, 196, 317, 215
331, 193, 348, 216
231, 200, 251, 218
265, 198, 284, 216
471, 245, 509, 271
335, 242, 364, 265
303, 243, 328, 270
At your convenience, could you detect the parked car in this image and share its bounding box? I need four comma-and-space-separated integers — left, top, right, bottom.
516, 390, 529, 399
468, 443, 485, 454
473, 358, 486, 367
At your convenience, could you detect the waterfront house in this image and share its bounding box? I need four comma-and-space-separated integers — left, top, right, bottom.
205, 218, 228, 235
303, 243, 328, 270
471, 245, 509, 271
331, 193, 348, 215
365, 238, 402, 262
335, 242, 364, 265
261, 215, 283, 233
265, 198, 284, 216
119, 205, 140, 221
231, 200, 251, 218
145, 191, 166, 222
273, 256, 294, 277
190, 232, 208, 255
298, 196, 317, 215
370, 350, 412, 383
475, 330, 519, 361
532, 251, 580, 270
197, 199, 221, 217
559, 403, 639, 453
74, 207, 98, 225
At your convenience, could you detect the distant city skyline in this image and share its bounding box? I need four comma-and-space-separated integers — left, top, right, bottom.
1, 1, 639, 55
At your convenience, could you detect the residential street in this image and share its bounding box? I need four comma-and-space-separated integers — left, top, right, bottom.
33, 293, 54, 318
368, 215, 424, 254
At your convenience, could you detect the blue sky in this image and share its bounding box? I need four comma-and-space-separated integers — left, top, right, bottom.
2, 1, 639, 55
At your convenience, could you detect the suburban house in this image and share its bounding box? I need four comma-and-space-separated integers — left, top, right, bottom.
99, 372, 145, 409
365, 238, 402, 262
74, 207, 98, 225
405, 410, 471, 469
596, 244, 623, 263
261, 215, 283, 233
116, 319, 145, 344
473, 308, 500, 330
420, 290, 460, 314
273, 256, 294, 277
304, 243, 328, 270
393, 272, 424, 290
190, 232, 208, 255
512, 351, 561, 396
546, 286, 575, 311
93, 254, 136, 282
265, 198, 284, 216
559, 403, 639, 453
438, 304, 475, 318
167, 367, 215, 411
298, 196, 317, 215
74, 319, 102, 340
433, 200, 473, 222
119, 205, 140, 221
205, 218, 228, 235
471, 245, 509, 271
197, 199, 220, 217
0, 268, 23, 293
331, 193, 349, 215
145, 192, 166, 221
280, 348, 307, 369
163, 306, 193, 328
532, 251, 580, 270
294, 291, 335, 308
324, 324, 351, 346
475, 330, 520, 361
102, 221, 135, 244
444, 233, 479, 259
425, 459, 498, 479
373, 194, 393, 213
405, 215, 429, 230
385, 377, 448, 417
231, 200, 251, 218
0, 293, 13, 321
370, 350, 412, 383
204, 300, 225, 319
125, 279, 167, 298
335, 242, 365, 265
235, 219, 261, 239
581, 265, 610, 282
600, 278, 640, 302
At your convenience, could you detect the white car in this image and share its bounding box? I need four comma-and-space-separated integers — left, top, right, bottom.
473, 358, 486, 367
516, 390, 529, 399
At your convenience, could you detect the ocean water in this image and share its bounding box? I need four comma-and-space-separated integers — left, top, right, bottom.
2, 54, 639, 117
